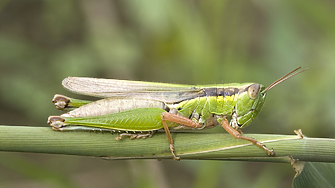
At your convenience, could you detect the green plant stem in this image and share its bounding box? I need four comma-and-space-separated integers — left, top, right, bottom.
0, 125, 334, 163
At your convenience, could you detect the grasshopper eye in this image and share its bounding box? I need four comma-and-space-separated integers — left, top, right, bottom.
248, 84, 260, 99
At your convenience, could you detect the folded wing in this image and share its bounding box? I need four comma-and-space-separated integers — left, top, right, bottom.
62, 77, 204, 103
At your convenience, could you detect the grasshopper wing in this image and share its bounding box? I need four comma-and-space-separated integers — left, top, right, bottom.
62, 77, 204, 103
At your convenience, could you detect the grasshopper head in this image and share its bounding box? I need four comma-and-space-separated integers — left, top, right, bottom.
234, 83, 266, 129
233, 67, 308, 129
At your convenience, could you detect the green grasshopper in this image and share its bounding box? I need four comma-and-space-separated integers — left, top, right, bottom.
48, 67, 307, 160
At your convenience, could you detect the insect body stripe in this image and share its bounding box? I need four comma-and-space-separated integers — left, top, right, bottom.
203, 87, 240, 97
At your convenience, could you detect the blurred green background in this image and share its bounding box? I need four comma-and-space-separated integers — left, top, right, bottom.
0, 0, 334, 187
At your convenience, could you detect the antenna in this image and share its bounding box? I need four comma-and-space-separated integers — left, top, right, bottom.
262, 67, 308, 93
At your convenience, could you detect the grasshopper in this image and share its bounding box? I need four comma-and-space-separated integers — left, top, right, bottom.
48, 67, 307, 160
